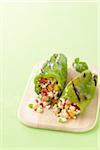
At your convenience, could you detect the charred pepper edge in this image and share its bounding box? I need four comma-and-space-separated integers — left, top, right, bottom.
72, 81, 81, 102
92, 74, 98, 86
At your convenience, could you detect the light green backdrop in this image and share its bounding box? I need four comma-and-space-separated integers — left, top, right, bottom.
0, 1, 100, 150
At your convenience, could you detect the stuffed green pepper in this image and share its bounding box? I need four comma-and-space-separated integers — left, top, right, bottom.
53, 70, 98, 122
33, 53, 67, 110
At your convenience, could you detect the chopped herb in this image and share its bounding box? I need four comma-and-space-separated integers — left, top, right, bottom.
28, 103, 33, 109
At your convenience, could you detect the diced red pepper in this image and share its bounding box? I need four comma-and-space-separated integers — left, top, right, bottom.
35, 99, 39, 103
41, 89, 48, 96
39, 78, 48, 84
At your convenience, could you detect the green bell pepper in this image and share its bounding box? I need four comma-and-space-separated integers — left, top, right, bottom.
34, 53, 67, 95
58, 70, 98, 113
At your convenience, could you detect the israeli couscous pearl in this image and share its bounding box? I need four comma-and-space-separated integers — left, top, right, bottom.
58, 117, 67, 123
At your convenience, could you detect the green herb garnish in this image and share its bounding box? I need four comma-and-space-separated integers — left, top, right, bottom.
28, 103, 33, 109
73, 58, 88, 73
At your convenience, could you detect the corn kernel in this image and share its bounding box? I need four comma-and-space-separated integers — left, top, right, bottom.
54, 84, 59, 91
68, 111, 74, 117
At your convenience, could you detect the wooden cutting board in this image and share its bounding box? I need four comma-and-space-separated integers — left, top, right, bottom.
17, 63, 100, 132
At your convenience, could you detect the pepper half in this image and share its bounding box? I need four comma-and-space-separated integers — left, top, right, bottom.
58, 70, 98, 113
34, 53, 67, 97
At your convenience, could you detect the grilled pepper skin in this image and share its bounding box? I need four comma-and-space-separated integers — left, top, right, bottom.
34, 54, 67, 95
59, 70, 98, 112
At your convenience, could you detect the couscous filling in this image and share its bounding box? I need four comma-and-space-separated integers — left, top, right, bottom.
32, 77, 61, 112
53, 99, 80, 123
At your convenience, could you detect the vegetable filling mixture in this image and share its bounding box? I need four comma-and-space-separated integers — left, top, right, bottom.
53, 99, 80, 123
30, 77, 61, 113
38, 77, 61, 104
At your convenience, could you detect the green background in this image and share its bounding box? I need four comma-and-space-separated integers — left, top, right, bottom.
0, 1, 100, 150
